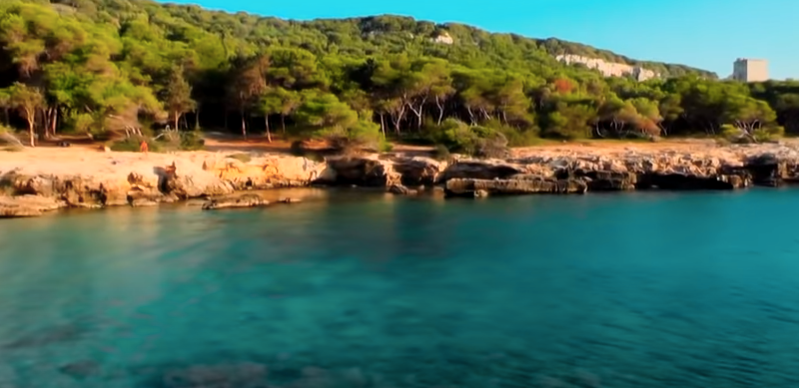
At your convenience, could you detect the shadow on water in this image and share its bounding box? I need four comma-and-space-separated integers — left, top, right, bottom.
1, 324, 85, 350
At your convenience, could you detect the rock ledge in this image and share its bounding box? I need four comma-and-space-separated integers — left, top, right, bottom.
2, 143, 799, 217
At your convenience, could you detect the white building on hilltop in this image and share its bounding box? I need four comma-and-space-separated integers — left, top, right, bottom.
732, 58, 769, 82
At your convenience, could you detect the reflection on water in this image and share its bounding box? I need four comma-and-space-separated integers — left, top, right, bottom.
1, 189, 799, 387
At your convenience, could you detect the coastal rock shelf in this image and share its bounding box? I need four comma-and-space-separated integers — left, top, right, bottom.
2, 143, 799, 218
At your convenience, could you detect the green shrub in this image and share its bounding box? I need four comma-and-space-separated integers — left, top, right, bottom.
321, 119, 383, 153
63, 112, 95, 134
427, 118, 479, 153
155, 129, 182, 150
424, 118, 510, 158
754, 126, 784, 142
484, 120, 542, 147
433, 144, 451, 161
91, 131, 113, 142
378, 137, 393, 152
178, 130, 205, 150
721, 124, 784, 144
111, 130, 205, 152
108, 136, 163, 152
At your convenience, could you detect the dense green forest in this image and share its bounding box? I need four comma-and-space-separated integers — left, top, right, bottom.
0, 0, 797, 153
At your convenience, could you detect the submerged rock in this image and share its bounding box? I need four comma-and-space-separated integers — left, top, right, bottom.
388, 184, 418, 195
59, 360, 100, 379
444, 175, 587, 198
126, 190, 179, 207
202, 193, 270, 210
157, 363, 267, 388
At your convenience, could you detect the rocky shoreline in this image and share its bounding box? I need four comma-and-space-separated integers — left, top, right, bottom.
2, 142, 799, 218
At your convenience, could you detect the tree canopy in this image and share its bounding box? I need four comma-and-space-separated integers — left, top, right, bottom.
0, 0, 795, 150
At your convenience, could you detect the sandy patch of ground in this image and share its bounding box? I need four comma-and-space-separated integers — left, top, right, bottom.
201, 132, 436, 156
512, 139, 717, 156
0, 147, 220, 191
4, 133, 797, 171
202, 133, 322, 153
199, 133, 742, 157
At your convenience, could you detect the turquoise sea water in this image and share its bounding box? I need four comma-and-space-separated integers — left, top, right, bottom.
2, 189, 799, 387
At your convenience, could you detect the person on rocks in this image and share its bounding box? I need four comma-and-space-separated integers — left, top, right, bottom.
166, 161, 177, 176
139, 140, 149, 154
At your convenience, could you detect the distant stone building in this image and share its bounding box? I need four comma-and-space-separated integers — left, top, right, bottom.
732, 58, 769, 82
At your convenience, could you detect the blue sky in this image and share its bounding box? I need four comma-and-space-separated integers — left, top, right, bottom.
162, 0, 795, 80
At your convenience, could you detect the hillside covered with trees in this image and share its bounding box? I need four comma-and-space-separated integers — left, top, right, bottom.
1, 0, 797, 154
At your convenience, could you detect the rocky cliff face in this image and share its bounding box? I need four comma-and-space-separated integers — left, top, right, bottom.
2, 144, 799, 218
0, 151, 328, 217
555, 54, 658, 80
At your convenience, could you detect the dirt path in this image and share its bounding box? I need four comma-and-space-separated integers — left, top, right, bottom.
6, 132, 795, 165
512, 139, 722, 158
200, 133, 735, 157
200, 132, 437, 155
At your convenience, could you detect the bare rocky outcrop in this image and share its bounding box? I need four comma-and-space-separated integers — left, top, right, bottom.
321, 155, 400, 186
202, 154, 329, 189
555, 54, 658, 80
0, 150, 325, 218
391, 156, 445, 186
319, 143, 799, 197
3, 142, 799, 218
0, 195, 63, 218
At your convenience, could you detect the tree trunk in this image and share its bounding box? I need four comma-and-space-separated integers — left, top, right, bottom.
379, 113, 386, 136
659, 123, 669, 136
466, 107, 476, 125
407, 99, 426, 130
42, 108, 51, 139
390, 107, 406, 135
435, 97, 445, 125
264, 116, 272, 143
174, 113, 179, 131
280, 114, 286, 134
480, 108, 492, 121
51, 108, 58, 136
240, 111, 247, 138
194, 108, 200, 130
27, 115, 35, 147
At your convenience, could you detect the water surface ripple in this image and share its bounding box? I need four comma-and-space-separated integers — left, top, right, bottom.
1, 190, 799, 387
